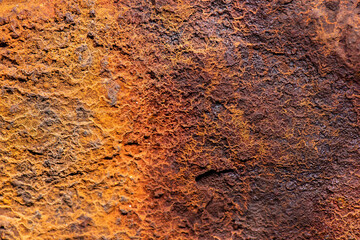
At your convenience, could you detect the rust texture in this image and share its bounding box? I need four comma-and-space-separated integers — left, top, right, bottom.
0, 0, 359, 239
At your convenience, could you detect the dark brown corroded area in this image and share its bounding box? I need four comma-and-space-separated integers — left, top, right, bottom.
0, 0, 359, 239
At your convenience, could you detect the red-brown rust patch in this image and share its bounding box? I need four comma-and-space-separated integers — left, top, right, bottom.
0, 0, 359, 239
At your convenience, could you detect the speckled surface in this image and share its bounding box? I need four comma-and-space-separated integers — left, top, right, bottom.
0, 0, 359, 239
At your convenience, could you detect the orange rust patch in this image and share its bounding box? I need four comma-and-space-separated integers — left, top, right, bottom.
0, 0, 360, 239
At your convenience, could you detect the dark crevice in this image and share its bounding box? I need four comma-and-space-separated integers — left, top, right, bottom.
195, 169, 235, 183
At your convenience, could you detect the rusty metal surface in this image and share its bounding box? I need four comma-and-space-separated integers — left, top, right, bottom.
0, 0, 359, 239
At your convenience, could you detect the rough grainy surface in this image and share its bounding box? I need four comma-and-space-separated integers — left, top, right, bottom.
0, 0, 359, 239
